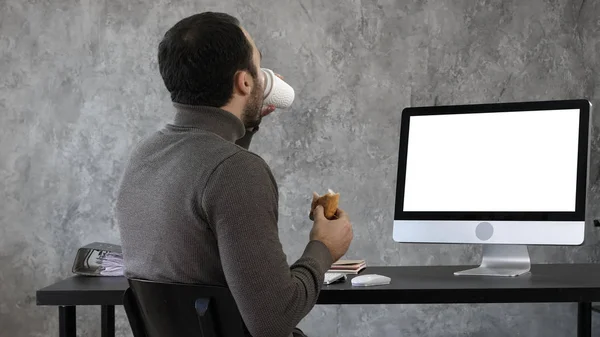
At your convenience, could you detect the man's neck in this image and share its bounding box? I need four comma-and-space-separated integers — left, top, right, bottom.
172, 103, 246, 143
220, 102, 244, 123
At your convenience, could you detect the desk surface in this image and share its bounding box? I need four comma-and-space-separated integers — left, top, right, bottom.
37, 264, 600, 306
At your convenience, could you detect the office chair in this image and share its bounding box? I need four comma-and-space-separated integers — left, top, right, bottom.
123, 278, 246, 337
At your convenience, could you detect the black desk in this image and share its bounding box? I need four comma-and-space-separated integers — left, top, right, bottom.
36, 264, 600, 337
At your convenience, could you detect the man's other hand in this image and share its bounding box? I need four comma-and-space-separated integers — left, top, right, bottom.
309, 206, 354, 262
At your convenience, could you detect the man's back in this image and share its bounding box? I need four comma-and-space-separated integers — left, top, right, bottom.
116, 104, 336, 337
116, 105, 244, 285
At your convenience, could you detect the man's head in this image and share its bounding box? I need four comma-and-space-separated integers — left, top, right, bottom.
158, 12, 264, 128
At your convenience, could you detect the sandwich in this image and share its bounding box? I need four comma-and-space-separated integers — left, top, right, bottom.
310, 189, 340, 220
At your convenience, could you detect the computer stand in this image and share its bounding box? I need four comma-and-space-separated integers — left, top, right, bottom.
454, 244, 531, 277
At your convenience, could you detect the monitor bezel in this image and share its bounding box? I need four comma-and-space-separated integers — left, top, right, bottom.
394, 99, 591, 222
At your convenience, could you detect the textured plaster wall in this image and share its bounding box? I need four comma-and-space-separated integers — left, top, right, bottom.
2, 0, 600, 336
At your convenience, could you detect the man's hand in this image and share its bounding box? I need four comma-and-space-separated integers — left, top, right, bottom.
309, 205, 354, 262
261, 104, 276, 117
260, 73, 284, 117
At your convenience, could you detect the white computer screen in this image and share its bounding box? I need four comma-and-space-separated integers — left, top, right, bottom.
403, 109, 581, 212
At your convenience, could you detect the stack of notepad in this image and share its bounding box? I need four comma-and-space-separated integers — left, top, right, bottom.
72, 242, 125, 277
327, 260, 366, 274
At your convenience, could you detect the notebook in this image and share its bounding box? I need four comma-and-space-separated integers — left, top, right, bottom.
323, 272, 347, 285
327, 259, 366, 274
72, 242, 124, 276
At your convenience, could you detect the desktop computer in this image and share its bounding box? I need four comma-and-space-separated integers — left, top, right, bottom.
393, 99, 592, 277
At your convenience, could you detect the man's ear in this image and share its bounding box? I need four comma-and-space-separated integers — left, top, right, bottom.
233, 70, 252, 96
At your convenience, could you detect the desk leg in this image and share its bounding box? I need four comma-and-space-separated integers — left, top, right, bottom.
58, 306, 76, 337
578, 302, 592, 337
101, 305, 116, 337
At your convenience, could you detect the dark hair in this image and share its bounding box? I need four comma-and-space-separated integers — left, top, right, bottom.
158, 12, 257, 107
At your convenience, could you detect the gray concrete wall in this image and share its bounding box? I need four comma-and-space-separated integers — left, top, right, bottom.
2, 0, 600, 336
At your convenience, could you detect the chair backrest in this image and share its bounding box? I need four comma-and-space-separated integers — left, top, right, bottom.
123, 278, 246, 337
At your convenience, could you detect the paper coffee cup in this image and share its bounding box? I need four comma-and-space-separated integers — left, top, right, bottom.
262, 68, 295, 109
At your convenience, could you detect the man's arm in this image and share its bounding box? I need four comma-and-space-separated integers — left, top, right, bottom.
235, 127, 258, 149
202, 151, 333, 337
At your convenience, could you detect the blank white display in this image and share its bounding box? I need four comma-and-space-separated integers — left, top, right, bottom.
403, 109, 580, 212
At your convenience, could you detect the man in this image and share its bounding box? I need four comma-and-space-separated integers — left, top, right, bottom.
116, 12, 353, 337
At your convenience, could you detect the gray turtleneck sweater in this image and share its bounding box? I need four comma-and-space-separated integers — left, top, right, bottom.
116, 103, 333, 337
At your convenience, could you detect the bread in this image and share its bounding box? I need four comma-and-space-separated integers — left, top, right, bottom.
310, 189, 340, 220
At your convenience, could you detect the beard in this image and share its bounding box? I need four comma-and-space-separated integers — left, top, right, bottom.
241, 80, 264, 129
